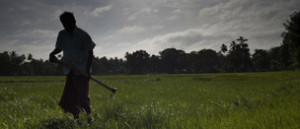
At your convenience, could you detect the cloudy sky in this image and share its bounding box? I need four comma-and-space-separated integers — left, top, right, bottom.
0, 0, 299, 60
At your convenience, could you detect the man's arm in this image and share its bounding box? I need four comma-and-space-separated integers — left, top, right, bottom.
49, 48, 62, 63
86, 50, 93, 75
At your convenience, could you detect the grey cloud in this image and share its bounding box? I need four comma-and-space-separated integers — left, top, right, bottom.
90, 5, 112, 17
0, 0, 300, 59
118, 25, 146, 34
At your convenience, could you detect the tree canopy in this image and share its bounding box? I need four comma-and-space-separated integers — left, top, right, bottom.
282, 11, 300, 69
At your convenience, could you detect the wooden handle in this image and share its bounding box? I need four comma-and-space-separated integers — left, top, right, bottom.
58, 60, 117, 94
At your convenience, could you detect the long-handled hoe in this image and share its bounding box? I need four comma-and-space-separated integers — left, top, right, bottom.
57, 60, 117, 94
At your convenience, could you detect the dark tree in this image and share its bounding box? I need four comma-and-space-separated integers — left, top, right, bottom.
0, 51, 15, 75
27, 53, 33, 61
0, 51, 27, 75
9, 51, 25, 65
109, 57, 126, 74
279, 43, 291, 69
186, 51, 198, 73
22, 59, 58, 75
125, 50, 150, 74
92, 56, 108, 75
252, 49, 270, 71
159, 48, 186, 73
220, 44, 228, 55
149, 55, 162, 73
193, 49, 220, 73
92, 56, 126, 75
281, 11, 300, 69
268, 46, 284, 71
227, 37, 252, 72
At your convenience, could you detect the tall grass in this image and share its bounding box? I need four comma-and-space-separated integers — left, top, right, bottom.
0, 71, 299, 128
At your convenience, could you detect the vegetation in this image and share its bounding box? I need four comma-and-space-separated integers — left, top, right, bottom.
281, 11, 300, 69
0, 71, 299, 128
0, 36, 292, 75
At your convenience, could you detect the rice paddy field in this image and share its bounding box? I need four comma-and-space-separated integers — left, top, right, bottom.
0, 71, 300, 129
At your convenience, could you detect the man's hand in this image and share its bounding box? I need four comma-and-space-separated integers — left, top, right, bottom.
49, 48, 62, 63
49, 54, 59, 63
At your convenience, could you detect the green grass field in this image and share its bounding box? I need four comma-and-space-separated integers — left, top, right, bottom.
0, 71, 300, 129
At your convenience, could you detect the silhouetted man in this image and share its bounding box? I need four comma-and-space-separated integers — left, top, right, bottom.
49, 12, 95, 120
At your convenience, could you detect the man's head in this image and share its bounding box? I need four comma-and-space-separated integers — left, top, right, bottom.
60, 12, 76, 33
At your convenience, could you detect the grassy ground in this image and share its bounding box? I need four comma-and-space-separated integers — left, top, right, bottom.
0, 71, 299, 129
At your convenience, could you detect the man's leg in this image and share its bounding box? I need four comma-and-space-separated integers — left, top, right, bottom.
76, 75, 93, 124
77, 76, 91, 114
59, 71, 80, 119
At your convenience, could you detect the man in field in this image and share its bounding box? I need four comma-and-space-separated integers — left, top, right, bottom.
49, 12, 96, 120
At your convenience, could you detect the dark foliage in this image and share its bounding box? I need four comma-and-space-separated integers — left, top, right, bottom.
125, 50, 150, 74
0, 41, 284, 76
282, 11, 300, 69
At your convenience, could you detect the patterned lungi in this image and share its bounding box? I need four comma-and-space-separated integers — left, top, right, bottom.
59, 71, 91, 115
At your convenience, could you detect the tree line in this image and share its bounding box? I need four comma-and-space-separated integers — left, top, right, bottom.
0, 11, 299, 76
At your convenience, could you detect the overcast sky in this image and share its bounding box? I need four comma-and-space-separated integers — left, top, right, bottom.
0, 0, 299, 60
